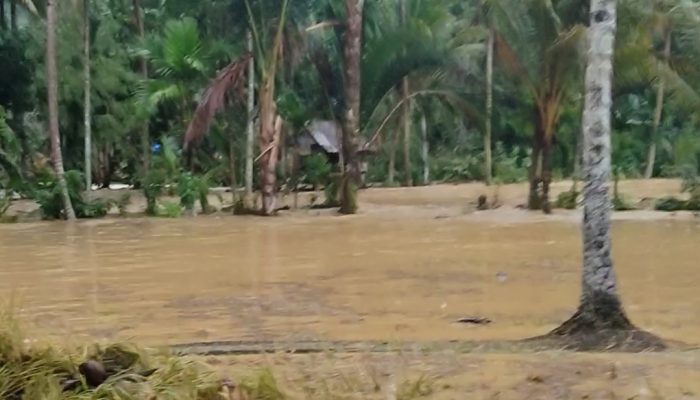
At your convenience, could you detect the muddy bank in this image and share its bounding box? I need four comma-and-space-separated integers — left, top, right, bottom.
3, 179, 689, 223
207, 350, 700, 400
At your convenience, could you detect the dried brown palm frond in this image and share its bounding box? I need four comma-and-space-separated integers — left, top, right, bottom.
184, 52, 253, 150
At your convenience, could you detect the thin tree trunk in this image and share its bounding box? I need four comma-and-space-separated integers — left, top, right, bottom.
401, 78, 413, 187
528, 142, 542, 209
484, 27, 494, 185
245, 30, 255, 199
0, 0, 6, 31
83, 0, 92, 192
528, 111, 544, 210
400, 0, 412, 187
387, 126, 397, 185
387, 132, 397, 184
421, 112, 429, 185
541, 137, 552, 214
280, 125, 287, 180
644, 30, 671, 180
47, 0, 76, 220
229, 123, 237, 205
339, 0, 364, 215
132, 0, 150, 176
10, 0, 16, 31
552, 0, 633, 335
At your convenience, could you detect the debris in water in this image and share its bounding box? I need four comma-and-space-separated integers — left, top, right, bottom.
455, 316, 492, 325
79, 360, 108, 387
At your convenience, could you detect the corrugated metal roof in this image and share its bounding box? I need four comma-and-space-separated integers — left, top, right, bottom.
308, 120, 341, 154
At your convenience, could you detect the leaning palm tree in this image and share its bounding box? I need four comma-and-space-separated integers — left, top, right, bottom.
488, 0, 586, 212
547, 0, 663, 350
46, 0, 76, 220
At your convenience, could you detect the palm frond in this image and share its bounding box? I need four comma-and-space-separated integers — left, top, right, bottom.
183, 53, 252, 149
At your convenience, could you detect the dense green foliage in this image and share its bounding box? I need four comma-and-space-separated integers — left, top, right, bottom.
1, 0, 700, 218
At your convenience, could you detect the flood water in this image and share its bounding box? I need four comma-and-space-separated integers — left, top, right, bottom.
1, 201, 698, 347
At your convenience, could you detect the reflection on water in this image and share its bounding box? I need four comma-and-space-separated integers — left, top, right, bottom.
0, 215, 698, 346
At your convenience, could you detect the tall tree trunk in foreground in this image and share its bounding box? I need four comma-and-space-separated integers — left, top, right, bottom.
132, 0, 150, 176
484, 27, 494, 185
644, 30, 671, 180
339, 0, 364, 215
549, 0, 657, 347
83, 0, 92, 192
421, 112, 429, 185
256, 0, 288, 216
245, 30, 255, 200
47, 0, 76, 220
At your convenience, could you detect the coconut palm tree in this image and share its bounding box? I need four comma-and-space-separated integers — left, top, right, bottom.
46, 0, 76, 220
615, 0, 700, 178
488, 0, 586, 212
549, 0, 663, 350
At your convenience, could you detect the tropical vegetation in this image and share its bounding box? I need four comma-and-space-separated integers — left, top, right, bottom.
1, 0, 700, 218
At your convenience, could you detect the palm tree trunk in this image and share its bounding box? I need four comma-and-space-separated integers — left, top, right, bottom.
541, 136, 552, 214
0, 0, 6, 30
401, 78, 413, 187
83, 0, 92, 192
421, 112, 429, 185
552, 0, 633, 336
229, 124, 237, 205
245, 30, 255, 199
400, 0, 412, 187
528, 110, 543, 210
644, 30, 671, 180
387, 127, 397, 185
132, 0, 150, 176
339, 0, 364, 215
259, 79, 281, 215
47, 0, 76, 220
484, 27, 494, 185
10, 0, 17, 31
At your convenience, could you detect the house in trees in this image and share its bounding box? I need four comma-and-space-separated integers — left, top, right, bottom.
294, 119, 372, 183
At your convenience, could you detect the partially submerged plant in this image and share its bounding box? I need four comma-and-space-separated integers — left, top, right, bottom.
612, 167, 635, 211
239, 368, 287, 400
34, 170, 108, 220
0, 310, 228, 399
556, 182, 579, 210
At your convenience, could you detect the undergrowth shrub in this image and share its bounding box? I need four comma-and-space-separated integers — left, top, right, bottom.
35, 170, 108, 219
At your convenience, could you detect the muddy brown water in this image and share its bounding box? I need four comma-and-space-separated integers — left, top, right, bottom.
0, 182, 698, 347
